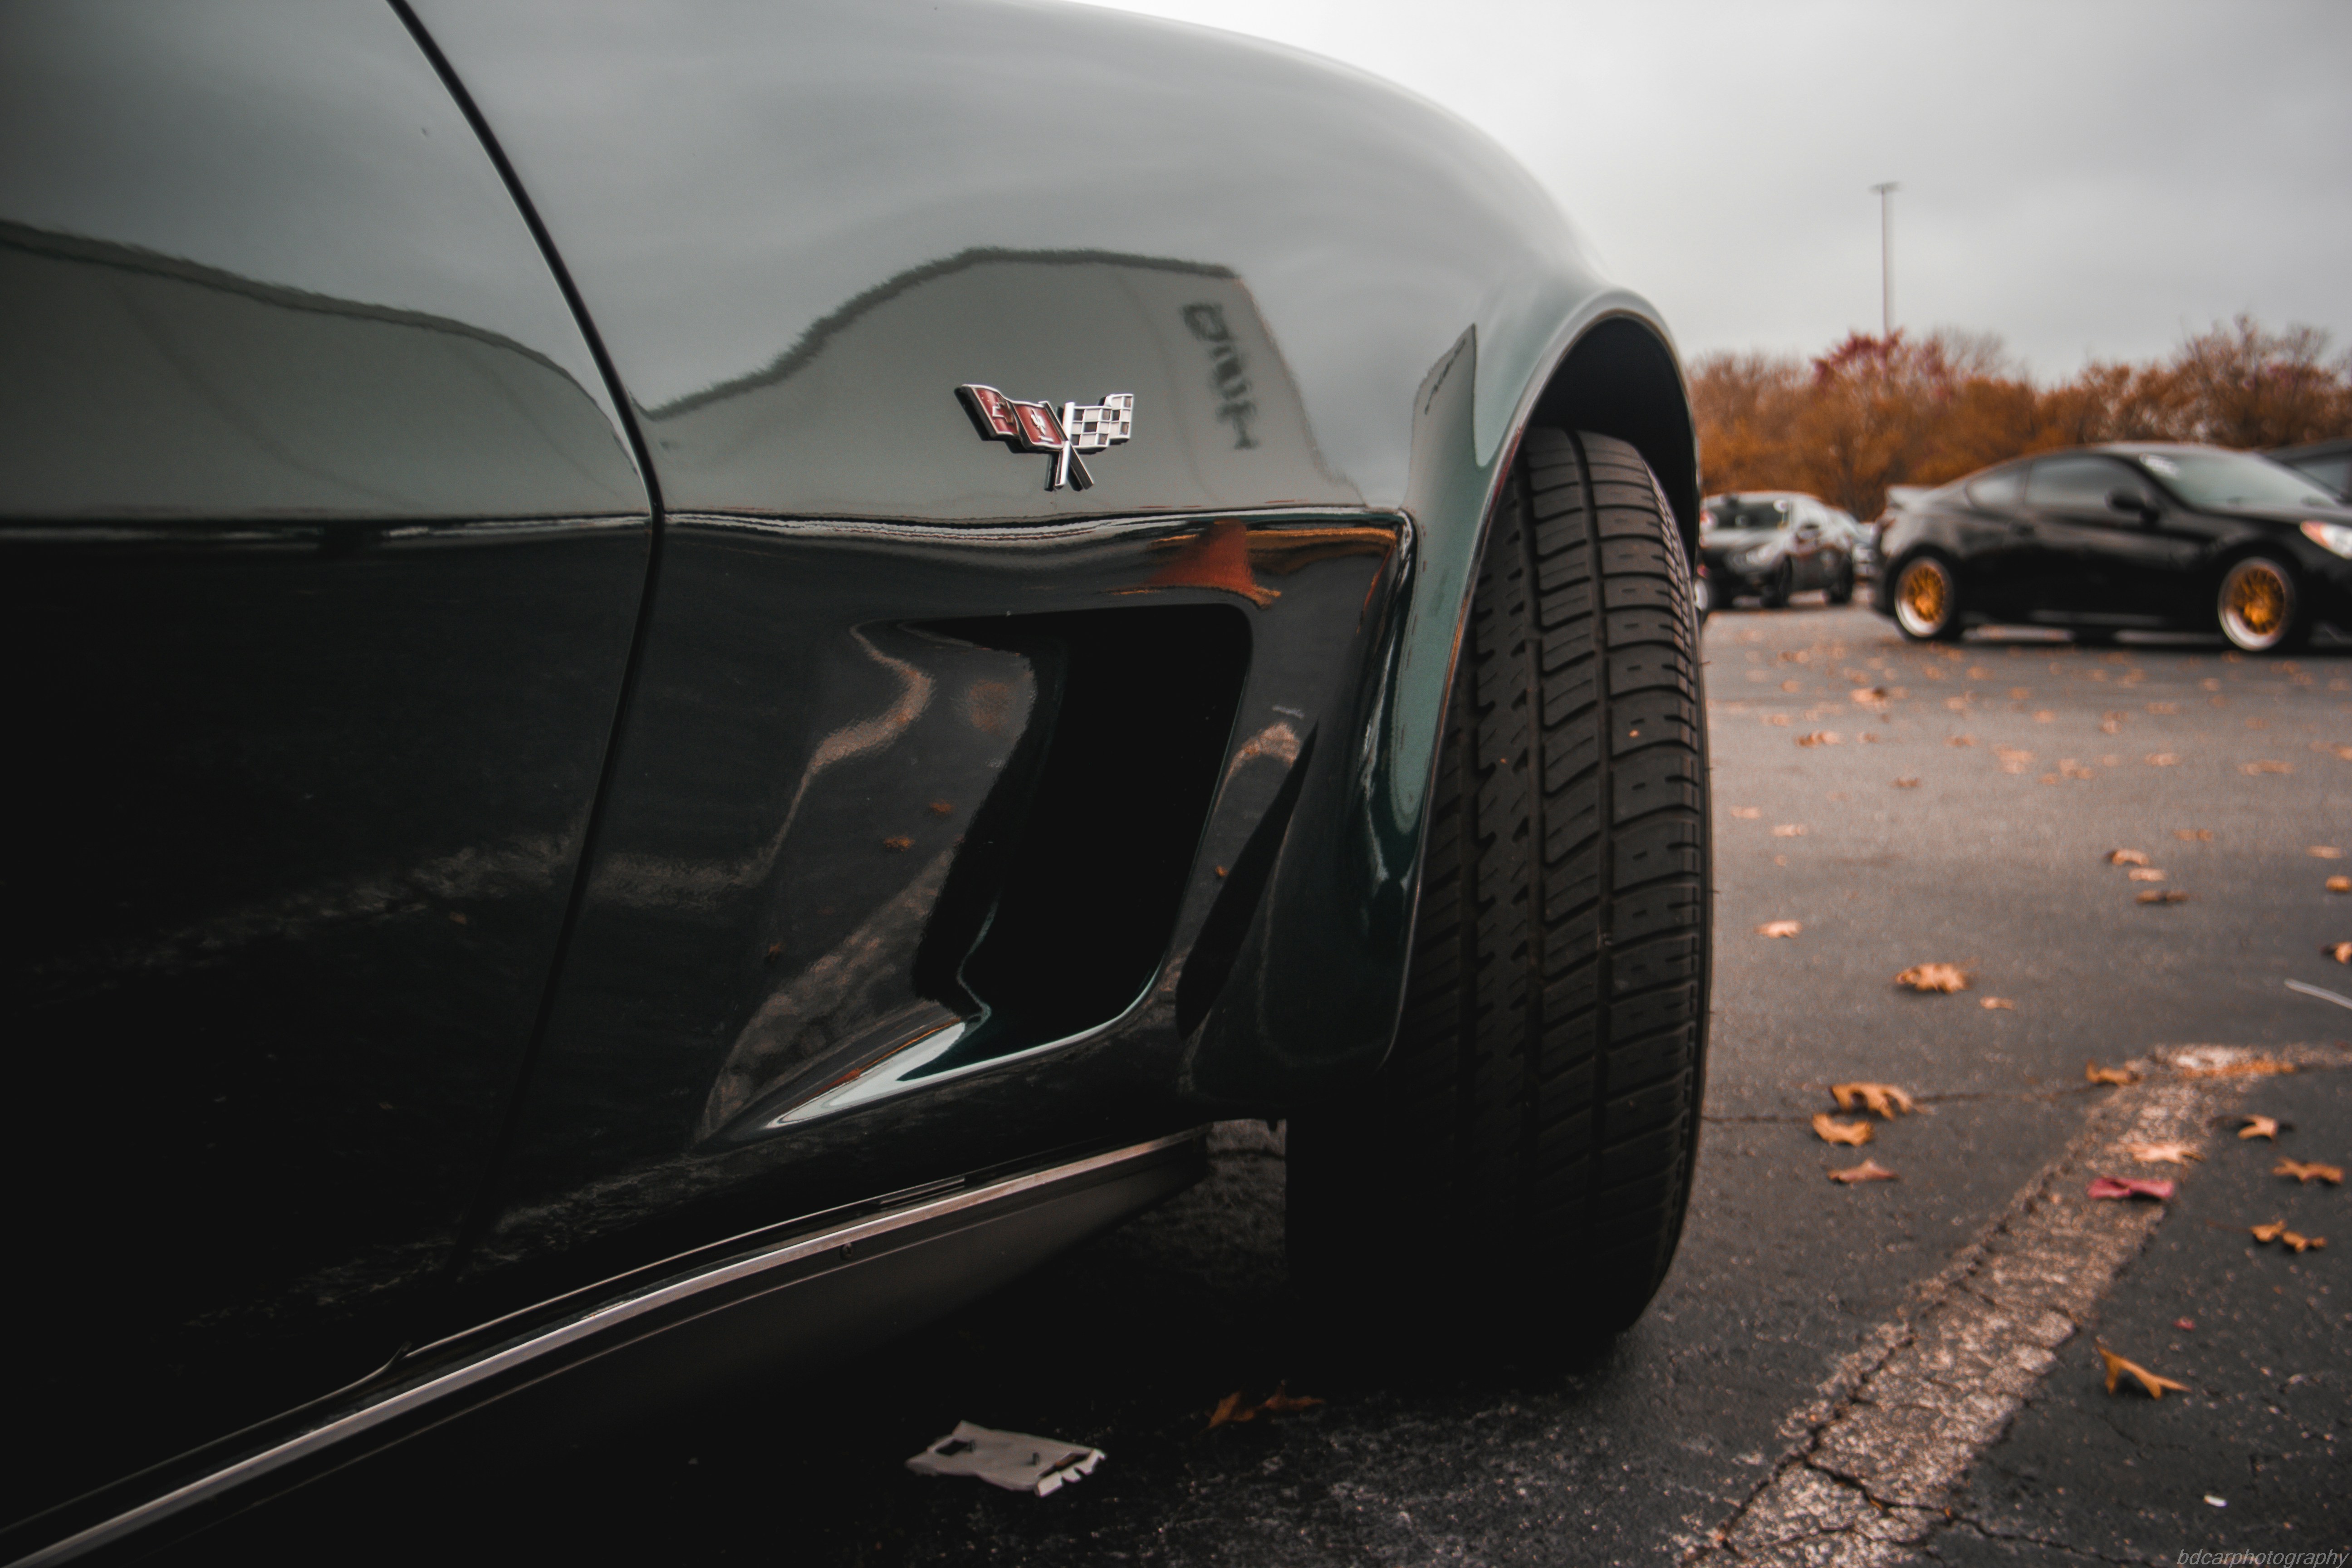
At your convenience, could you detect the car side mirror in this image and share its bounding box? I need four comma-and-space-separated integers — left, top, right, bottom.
2106, 489, 2157, 522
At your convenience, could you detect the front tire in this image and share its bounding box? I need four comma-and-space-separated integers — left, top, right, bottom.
1828, 559, 1856, 605
2216, 555, 2305, 653
1288, 429, 1710, 1345
1892, 553, 1962, 641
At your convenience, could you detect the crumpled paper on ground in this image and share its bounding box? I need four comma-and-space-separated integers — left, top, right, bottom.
905, 1421, 1104, 1496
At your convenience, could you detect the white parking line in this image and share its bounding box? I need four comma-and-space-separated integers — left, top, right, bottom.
1682, 1044, 2340, 1567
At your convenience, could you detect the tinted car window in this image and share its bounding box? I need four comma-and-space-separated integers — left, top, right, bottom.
2027, 455, 2140, 514
1967, 466, 2025, 509
2288, 455, 2352, 498
2137, 450, 2342, 511
1707, 497, 1792, 530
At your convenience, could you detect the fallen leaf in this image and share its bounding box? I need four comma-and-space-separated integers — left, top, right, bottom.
2180, 1058, 2295, 1080
1208, 1384, 1324, 1429
928, 800, 955, 816
2323, 941, 2352, 964
2275, 1159, 2344, 1185
2107, 849, 2151, 867
2251, 1220, 2325, 1253
1828, 1159, 1899, 1184
1981, 997, 2015, 1010
2034, 710, 2057, 723
2124, 1141, 2202, 1165
2137, 889, 2189, 904
1796, 731, 1841, 747
1832, 1082, 1917, 1118
882, 835, 914, 851
1772, 823, 1806, 838
1851, 686, 1886, 703
2146, 701, 2179, 714
1812, 1112, 1873, 1147
2175, 828, 2214, 841
1757, 920, 1803, 938
2145, 753, 2180, 766
2127, 868, 2167, 883
2313, 846, 2345, 859
2088, 1175, 2176, 1200
2331, 876, 2352, 893
1947, 735, 1975, 748
2097, 1345, 2188, 1399
2174, 1318, 2195, 1331
1765, 714, 1791, 726
1894, 962, 1970, 993
2240, 760, 2293, 775
2086, 1062, 2138, 1086
2238, 1116, 2280, 1141
1893, 777, 1921, 788
1729, 806, 1762, 819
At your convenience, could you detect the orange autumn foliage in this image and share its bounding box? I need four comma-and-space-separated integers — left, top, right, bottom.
1691, 316, 2352, 521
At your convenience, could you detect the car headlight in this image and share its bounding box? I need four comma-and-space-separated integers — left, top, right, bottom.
2301, 520, 2352, 559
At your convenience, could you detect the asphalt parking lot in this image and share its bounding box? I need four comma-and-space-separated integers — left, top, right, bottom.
229, 598, 2351, 1567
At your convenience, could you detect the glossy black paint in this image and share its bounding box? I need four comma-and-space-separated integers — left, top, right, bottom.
5, 0, 1702, 1553
0, 0, 647, 1539
1871, 447, 2352, 637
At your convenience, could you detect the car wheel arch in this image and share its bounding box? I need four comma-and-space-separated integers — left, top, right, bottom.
1530, 314, 1699, 559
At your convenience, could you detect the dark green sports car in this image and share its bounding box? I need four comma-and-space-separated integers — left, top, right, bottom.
1, 2, 1709, 1556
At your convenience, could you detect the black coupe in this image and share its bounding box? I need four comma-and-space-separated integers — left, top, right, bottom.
1874, 445, 2352, 652
1, 1, 1710, 1558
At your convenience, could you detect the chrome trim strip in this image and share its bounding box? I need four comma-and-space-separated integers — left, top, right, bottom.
13, 1130, 1205, 1568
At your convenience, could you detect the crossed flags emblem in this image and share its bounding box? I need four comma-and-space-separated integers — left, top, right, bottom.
957, 385, 1134, 491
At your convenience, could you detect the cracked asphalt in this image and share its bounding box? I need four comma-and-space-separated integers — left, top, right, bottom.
212, 602, 2352, 1566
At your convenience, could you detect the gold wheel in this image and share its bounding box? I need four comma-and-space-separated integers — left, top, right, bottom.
1894, 557, 1953, 640
2218, 558, 2295, 652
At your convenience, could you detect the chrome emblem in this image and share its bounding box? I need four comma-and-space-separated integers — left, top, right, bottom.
957, 385, 1133, 491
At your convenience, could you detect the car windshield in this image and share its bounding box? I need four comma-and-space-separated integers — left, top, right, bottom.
1705, 498, 1791, 531
2133, 451, 2341, 512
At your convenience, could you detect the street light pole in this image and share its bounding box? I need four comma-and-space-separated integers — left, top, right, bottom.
1870, 181, 1898, 339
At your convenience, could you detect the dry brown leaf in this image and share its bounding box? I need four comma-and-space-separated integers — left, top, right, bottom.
2146, 701, 2179, 714
1893, 777, 1921, 789
1894, 962, 1970, 993
2323, 941, 2352, 964
1812, 1112, 1874, 1147
2127, 868, 2167, 883
1257, 1384, 1326, 1416
1832, 1082, 1917, 1118
1851, 686, 1887, 703
2137, 889, 2189, 904
1757, 920, 1803, 938
2312, 846, 2345, 859
2034, 710, 2056, 723
1206, 1392, 1250, 1429
1209, 1384, 1324, 1429
2250, 1219, 2286, 1243
2107, 848, 2151, 867
2251, 1220, 2325, 1253
1772, 823, 1806, 838
2097, 1346, 2188, 1400
2124, 1141, 2202, 1165
1764, 714, 1791, 727
882, 835, 914, 851
2241, 760, 2293, 775
1828, 1159, 1899, 1184
2239, 1116, 2281, 1141
1729, 806, 1762, 819
2176, 828, 2214, 841
2276, 1159, 2344, 1185
2089, 1175, 2175, 1200
2328, 876, 2352, 893
1796, 731, 1841, 748
1948, 735, 1975, 748
2086, 1062, 2138, 1086
2180, 1058, 2295, 1080
1981, 997, 2015, 1010
928, 800, 955, 816
2145, 753, 2180, 766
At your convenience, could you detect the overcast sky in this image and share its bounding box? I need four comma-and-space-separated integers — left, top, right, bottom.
1076, 0, 2352, 381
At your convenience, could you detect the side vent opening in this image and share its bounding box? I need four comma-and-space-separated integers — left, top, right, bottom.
1173, 726, 1314, 1038
909, 604, 1252, 1072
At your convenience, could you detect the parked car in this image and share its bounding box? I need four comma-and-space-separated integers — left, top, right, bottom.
1700, 491, 1858, 608
2273, 437, 2352, 503
1873, 444, 2352, 651
1828, 505, 1878, 584
1, 2, 1710, 1558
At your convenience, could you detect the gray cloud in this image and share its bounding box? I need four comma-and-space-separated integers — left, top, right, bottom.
1078, 0, 2352, 377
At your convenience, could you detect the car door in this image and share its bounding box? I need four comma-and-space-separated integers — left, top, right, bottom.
1787, 498, 1830, 588
2019, 454, 2154, 621
0, 1, 649, 1531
